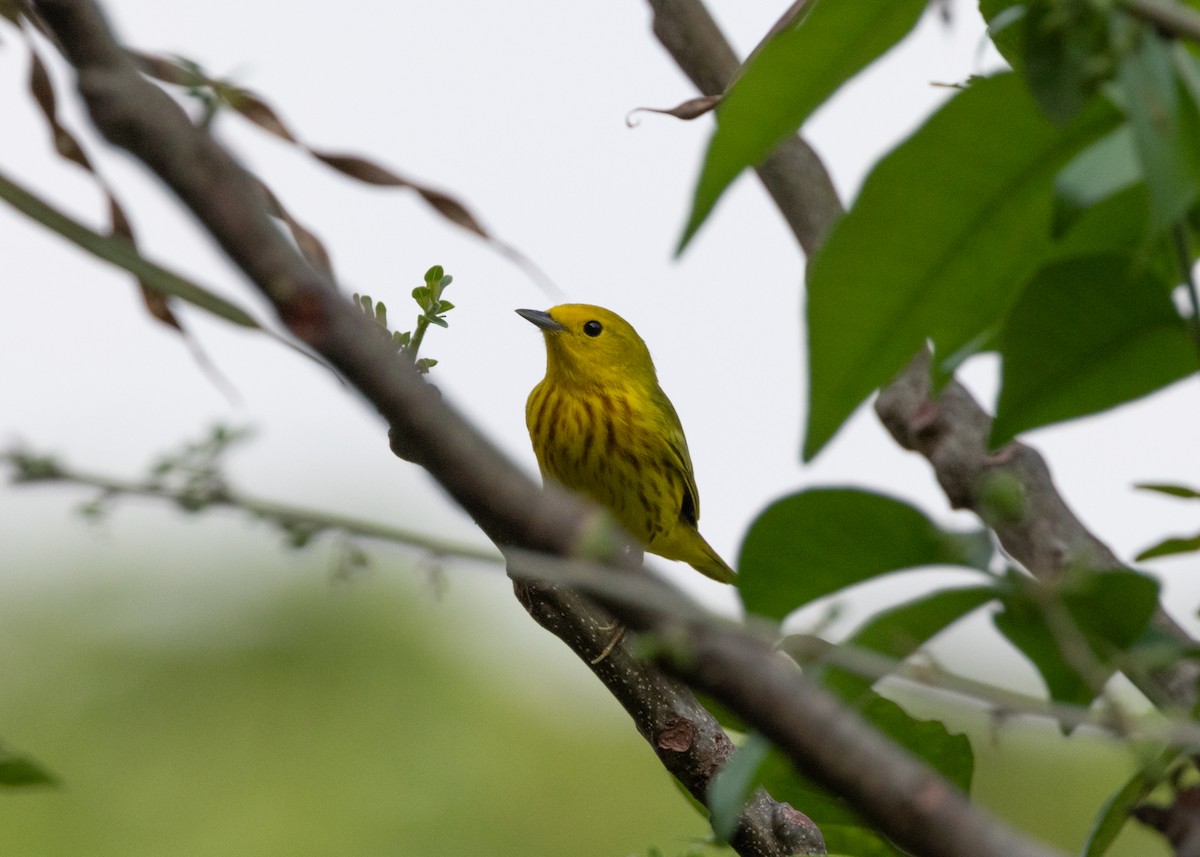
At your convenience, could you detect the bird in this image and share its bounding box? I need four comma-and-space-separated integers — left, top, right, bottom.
516, 304, 736, 584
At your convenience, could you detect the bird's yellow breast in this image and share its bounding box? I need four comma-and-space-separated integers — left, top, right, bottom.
526, 380, 685, 546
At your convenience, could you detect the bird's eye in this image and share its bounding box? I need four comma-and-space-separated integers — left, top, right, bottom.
583, 320, 603, 337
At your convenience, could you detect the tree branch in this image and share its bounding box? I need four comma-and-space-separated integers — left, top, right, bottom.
874, 351, 1200, 707
1124, 0, 1200, 43
504, 552, 1070, 857
655, 622, 1071, 857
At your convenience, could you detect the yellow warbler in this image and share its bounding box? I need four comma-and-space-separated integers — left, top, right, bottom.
517, 304, 735, 584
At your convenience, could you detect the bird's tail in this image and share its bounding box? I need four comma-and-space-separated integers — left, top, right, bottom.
687, 533, 737, 584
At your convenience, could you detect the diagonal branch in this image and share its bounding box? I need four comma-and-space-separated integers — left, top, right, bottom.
874, 352, 1200, 707
26, 1, 819, 854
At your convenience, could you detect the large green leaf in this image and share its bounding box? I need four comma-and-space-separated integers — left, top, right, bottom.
993, 568, 1161, 710
821, 586, 999, 702
1052, 126, 1142, 235
1117, 26, 1200, 232
991, 254, 1198, 445
803, 74, 1118, 459
979, 0, 1026, 69
738, 488, 993, 622
1021, 0, 1113, 123
677, 0, 929, 251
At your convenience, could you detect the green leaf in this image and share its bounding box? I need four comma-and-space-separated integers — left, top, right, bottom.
1117, 25, 1200, 232
738, 488, 993, 622
707, 732, 772, 842
1136, 532, 1200, 561
991, 254, 1197, 446
0, 746, 57, 788
803, 74, 1118, 459
677, 0, 928, 251
979, 0, 1026, 69
860, 695, 973, 792
750, 694, 972, 857
1053, 126, 1142, 236
0, 168, 261, 329
1083, 748, 1178, 857
424, 264, 444, 284
1049, 183, 1158, 266
821, 586, 998, 702
1136, 483, 1200, 499
411, 286, 432, 309
993, 568, 1161, 710
1020, 0, 1113, 123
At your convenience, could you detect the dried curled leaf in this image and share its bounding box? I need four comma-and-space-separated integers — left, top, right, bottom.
253, 179, 333, 276
311, 151, 489, 238
626, 94, 722, 126
19, 25, 184, 331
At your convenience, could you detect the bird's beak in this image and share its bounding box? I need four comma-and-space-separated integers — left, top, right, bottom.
516, 308, 565, 332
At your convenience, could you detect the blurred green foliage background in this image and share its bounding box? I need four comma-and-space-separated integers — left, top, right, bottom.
0, 530, 1171, 857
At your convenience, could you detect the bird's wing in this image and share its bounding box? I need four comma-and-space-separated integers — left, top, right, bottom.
652, 388, 701, 524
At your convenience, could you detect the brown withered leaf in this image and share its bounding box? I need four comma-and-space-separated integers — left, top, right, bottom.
126, 50, 204, 87
253, 179, 333, 276
311, 150, 489, 238
127, 50, 556, 292
27, 47, 92, 170
23, 35, 187, 335
224, 88, 299, 144
108, 198, 183, 329
626, 94, 722, 126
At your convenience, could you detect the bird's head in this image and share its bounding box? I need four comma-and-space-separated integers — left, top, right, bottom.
516, 304, 657, 387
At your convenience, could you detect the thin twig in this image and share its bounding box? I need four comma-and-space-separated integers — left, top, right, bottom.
3, 451, 502, 564
1124, 0, 1200, 42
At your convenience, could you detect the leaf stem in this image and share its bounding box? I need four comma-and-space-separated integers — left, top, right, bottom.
407, 314, 432, 364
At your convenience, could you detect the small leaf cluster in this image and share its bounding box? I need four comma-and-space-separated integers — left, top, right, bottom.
145, 423, 251, 512
353, 293, 413, 352
353, 265, 455, 375
411, 264, 455, 329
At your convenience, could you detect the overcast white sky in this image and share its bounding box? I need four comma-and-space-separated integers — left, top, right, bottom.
1, 0, 1198, 685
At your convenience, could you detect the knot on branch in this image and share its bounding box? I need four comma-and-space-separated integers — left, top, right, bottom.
655, 716, 698, 753
770, 800, 825, 856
